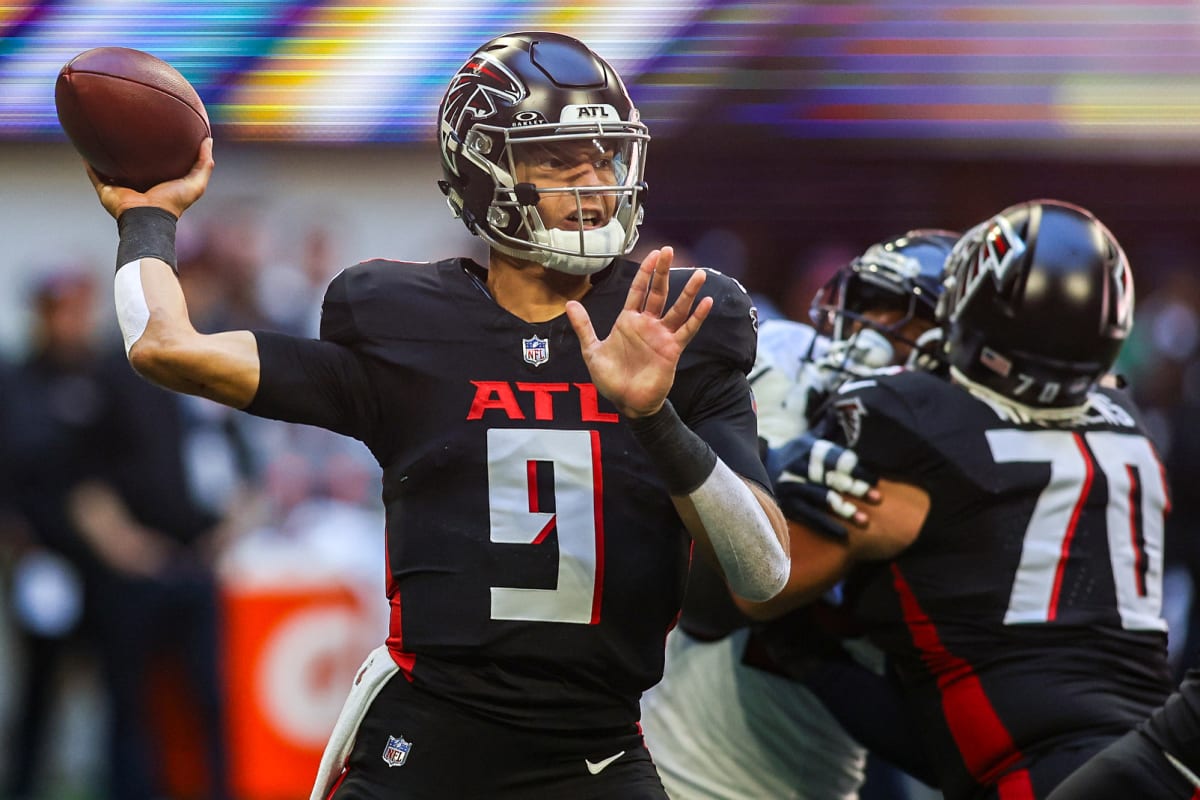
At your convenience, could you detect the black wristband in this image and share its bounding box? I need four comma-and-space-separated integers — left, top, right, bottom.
116, 206, 179, 273
624, 400, 718, 495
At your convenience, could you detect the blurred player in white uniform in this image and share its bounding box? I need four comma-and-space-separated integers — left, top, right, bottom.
641, 231, 957, 800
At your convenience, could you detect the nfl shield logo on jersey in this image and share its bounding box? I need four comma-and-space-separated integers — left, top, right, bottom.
382, 735, 411, 768
523, 335, 549, 366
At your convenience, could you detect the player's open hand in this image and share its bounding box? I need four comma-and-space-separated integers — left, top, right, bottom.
88, 137, 214, 221
565, 247, 713, 418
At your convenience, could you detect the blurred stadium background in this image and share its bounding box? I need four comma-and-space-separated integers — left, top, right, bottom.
2, 2, 1200, 798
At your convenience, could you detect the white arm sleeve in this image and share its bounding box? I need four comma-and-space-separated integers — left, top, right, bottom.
688, 459, 789, 602
114, 260, 150, 355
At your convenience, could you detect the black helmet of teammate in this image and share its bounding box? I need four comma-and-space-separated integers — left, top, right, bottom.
938, 199, 1134, 408
437, 32, 649, 275
811, 229, 957, 350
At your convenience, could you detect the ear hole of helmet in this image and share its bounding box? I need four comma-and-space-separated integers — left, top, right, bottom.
465, 131, 493, 156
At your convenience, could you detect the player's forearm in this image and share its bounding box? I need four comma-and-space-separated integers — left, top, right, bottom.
115, 209, 261, 408
626, 401, 790, 601
673, 465, 789, 602
675, 474, 790, 598
734, 519, 853, 620
739, 480, 930, 619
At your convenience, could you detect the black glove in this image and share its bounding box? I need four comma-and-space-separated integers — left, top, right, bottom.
765, 432, 877, 541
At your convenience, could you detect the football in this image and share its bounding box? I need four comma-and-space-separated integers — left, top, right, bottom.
55, 47, 210, 192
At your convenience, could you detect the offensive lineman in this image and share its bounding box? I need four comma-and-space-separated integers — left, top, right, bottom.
739, 200, 1173, 799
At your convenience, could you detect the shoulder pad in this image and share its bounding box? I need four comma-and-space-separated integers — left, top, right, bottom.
824, 369, 958, 473
319, 258, 444, 345
753, 319, 821, 384
1082, 386, 1146, 432
674, 267, 760, 374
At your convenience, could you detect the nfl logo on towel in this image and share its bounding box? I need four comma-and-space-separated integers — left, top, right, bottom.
523, 335, 549, 366
382, 735, 411, 768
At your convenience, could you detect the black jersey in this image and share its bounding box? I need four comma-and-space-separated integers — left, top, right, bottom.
245, 257, 763, 730
830, 370, 1173, 800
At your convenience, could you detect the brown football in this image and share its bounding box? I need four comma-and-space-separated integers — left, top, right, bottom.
55, 47, 210, 192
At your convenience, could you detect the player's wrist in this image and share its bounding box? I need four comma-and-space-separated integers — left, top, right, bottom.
620, 400, 664, 420
114, 199, 168, 218
624, 400, 718, 494
116, 205, 178, 273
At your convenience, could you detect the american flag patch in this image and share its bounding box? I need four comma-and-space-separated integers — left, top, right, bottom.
980, 347, 1012, 377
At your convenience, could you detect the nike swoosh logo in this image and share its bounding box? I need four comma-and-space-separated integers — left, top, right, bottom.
585, 750, 626, 775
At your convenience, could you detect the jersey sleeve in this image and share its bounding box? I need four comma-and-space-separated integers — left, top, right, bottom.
679, 268, 760, 375
318, 263, 366, 345
825, 371, 944, 481
246, 331, 380, 442
670, 269, 769, 489
246, 267, 379, 442
247, 262, 395, 440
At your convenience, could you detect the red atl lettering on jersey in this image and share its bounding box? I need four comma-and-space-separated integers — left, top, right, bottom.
516, 382, 570, 419
467, 381, 619, 422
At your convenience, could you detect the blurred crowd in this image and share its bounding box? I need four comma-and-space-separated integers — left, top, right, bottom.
0, 208, 384, 800
0, 210, 1196, 800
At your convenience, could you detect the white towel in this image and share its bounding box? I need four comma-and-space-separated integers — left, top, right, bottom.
310, 645, 401, 800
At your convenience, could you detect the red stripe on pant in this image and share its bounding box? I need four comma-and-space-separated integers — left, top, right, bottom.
325, 767, 349, 800
997, 767, 1035, 799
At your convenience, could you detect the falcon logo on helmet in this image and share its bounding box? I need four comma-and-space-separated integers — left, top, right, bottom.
947, 216, 1028, 321
442, 55, 527, 132
1109, 246, 1134, 332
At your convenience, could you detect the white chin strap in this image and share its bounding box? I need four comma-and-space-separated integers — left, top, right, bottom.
530, 218, 627, 275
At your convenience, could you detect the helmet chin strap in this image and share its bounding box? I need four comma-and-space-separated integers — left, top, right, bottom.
530, 218, 628, 276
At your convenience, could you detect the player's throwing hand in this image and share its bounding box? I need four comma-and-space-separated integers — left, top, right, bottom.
87, 137, 215, 221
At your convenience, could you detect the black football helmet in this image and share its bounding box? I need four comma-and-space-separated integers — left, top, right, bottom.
938, 199, 1134, 408
810, 229, 957, 357
437, 32, 649, 275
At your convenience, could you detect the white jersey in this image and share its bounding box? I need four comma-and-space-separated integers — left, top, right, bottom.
640, 629, 866, 800
748, 319, 827, 446
641, 319, 867, 800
